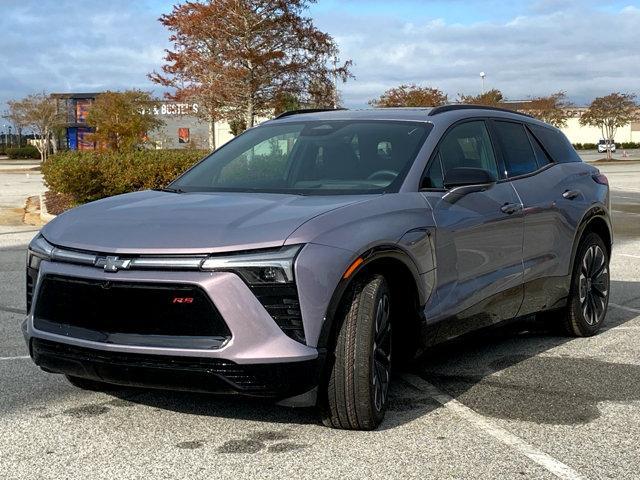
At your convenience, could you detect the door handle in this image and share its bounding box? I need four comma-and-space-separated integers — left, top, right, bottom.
562, 189, 580, 200
501, 203, 521, 215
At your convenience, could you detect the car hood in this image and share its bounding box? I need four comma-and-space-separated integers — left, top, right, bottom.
42, 190, 374, 254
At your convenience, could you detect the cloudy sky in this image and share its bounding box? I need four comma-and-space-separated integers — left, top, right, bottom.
1, 0, 639, 118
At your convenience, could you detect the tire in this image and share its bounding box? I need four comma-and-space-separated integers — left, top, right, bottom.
65, 375, 112, 391
321, 274, 392, 430
563, 232, 610, 336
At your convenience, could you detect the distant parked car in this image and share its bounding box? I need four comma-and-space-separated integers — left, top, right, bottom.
598, 139, 616, 153
24, 105, 612, 430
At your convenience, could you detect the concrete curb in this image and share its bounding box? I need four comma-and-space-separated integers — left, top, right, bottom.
39, 193, 57, 223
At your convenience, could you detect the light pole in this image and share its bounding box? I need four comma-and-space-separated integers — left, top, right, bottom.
333, 55, 339, 109
480, 72, 486, 94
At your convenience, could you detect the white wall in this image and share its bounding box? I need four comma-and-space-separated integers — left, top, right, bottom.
560, 117, 638, 145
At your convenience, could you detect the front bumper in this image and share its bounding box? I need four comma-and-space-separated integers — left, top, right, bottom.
30, 337, 321, 398
25, 260, 322, 398
26, 260, 318, 363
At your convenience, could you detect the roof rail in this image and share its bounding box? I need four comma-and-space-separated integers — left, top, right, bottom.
428, 104, 535, 119
275, 108, 347, 119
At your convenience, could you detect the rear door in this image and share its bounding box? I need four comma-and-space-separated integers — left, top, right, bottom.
493, 120, 580, 315
420, 119, 525, 340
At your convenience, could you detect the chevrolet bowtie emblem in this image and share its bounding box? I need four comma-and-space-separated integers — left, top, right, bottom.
95, 256, 132, 272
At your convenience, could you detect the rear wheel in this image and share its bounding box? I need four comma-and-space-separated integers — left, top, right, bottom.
564, 233, 610, 336
322, 274, 392, 430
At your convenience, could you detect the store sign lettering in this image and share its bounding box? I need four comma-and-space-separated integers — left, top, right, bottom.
143, 103, 199, 116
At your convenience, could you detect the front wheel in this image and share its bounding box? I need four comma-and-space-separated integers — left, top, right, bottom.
322, 274, 392, 430
564, 233, 610, 336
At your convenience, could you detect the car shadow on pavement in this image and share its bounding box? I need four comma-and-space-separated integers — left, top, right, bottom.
410, 279, 640, 427
102, 280, 639, 430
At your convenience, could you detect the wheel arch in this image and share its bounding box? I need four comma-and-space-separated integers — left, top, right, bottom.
317, 245, 427, 352
569, 206, 613, 275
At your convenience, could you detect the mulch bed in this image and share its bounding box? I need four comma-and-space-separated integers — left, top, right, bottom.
44, 190, 75, 215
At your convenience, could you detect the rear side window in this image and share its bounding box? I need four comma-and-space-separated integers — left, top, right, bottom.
526, 129, 552, 168
528, 124, 582, 163
493, 121, 538, 177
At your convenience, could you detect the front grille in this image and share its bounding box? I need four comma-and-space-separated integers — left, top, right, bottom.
250, 284, 305, 344
32, 338, 317, 397
34, 275, 231, 345
26, 267, 37, 313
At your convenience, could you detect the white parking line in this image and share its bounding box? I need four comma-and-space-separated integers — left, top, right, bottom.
609, 302, 640, 314
618, 253, 640, 260
612, 195, 640, 201
0, 355, 30, 361
402, 374, 586, 480
612, 210, 640, 217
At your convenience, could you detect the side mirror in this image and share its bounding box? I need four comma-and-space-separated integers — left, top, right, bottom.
442, 167, 496, 204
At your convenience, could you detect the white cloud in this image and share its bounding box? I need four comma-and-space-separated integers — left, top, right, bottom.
0, 0, 169, 111
322, 4, 640, 106
0, 0, 638, 114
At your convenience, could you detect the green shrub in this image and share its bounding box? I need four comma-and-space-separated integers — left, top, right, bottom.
6, 145, 40, 159
572, 143, 583, 150
581, 143, 597, 150
620, 142, 640, 149
42, 149, 207, 205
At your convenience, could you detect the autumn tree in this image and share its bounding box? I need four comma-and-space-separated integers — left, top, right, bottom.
150, 0, 351, 148
5, 92, 64, 161
580, 92, 638, 159
519, 91, 574, 128
457, 88, 506, 106
272, 91, 302, 116
369, 84, 447, 108
86, 90, 164, 152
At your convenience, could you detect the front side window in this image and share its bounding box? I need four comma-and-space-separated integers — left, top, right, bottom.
424, 121, 498, 188
493, 121, 538, 177
422, 153, 445, 189
172, 120, 432, 195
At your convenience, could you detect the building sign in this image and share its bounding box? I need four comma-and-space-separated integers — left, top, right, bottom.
178, 128, 190, 143
152, 103, 199, 116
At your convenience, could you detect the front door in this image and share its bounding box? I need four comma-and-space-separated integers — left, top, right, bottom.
420, 120, 525, 341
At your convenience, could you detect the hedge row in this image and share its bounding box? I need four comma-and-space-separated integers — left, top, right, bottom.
6, 145, 41, 159
572, 143, 597, 150
42, 149, 208, 205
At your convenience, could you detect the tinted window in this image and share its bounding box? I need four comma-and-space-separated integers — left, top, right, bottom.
422, 153, 444, 189
493, 121, 538, 177
529, 124, 582, 163
173, 121, 431, 195
526, 129, 552, 168
437, 121, 498, 181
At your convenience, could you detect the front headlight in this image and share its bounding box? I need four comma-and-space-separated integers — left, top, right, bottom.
27, 234, 54, 270
201, 245, 302, 285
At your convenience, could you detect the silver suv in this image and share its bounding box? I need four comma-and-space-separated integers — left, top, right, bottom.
24, 106, 612, 430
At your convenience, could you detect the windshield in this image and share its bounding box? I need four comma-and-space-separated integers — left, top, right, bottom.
171, 120, 432, 195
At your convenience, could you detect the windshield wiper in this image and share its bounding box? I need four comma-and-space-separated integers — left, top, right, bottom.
156, 186, 185, 194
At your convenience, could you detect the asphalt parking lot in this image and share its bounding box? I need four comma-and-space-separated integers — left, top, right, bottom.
1, 162, 639, 479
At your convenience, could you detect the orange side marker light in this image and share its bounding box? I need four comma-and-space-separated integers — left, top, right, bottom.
343, 257, 364, 279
